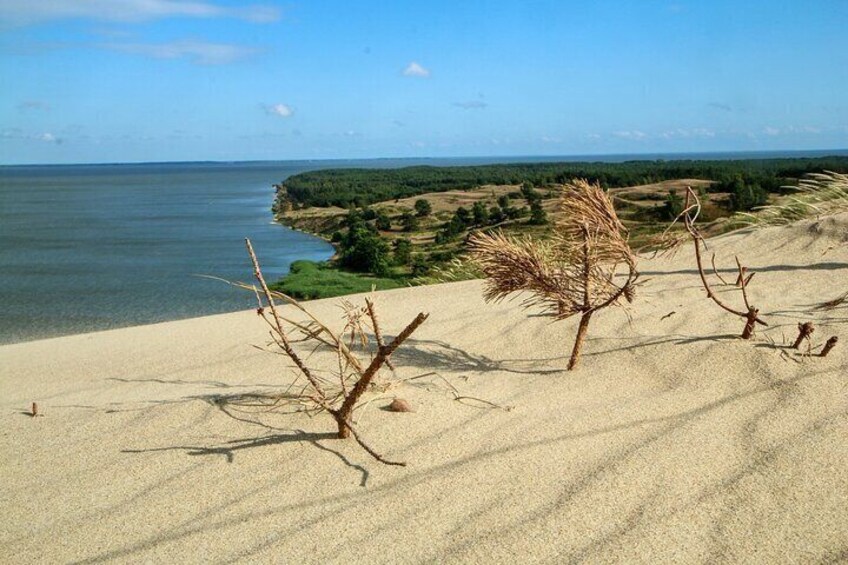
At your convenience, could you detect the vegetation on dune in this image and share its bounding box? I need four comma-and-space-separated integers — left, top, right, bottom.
270, 260, 403, 300
469, 180, 638, 370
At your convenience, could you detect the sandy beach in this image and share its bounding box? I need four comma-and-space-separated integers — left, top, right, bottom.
2, 215, 847, 563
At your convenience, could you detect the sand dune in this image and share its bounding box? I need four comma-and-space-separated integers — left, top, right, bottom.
2, 215, 847, 563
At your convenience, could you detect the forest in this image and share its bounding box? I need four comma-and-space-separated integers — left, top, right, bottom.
276, 155, 848, 210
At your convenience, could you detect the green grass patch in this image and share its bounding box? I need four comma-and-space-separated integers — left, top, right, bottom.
271, 260, 407, 300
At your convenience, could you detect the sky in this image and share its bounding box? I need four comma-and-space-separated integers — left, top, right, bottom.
1, 0, 847, 164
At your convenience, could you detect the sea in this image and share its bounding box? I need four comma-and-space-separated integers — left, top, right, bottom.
1, 151, 844, 344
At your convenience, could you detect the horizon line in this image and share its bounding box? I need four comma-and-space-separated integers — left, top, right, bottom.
2, 148, 847, 168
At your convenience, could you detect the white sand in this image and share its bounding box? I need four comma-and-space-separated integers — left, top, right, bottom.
2, 215, 847, 563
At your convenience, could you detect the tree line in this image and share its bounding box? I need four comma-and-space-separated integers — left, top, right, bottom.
276, 156, 848, 211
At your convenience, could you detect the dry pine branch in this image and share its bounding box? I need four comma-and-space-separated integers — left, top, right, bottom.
469, 179, 638, 370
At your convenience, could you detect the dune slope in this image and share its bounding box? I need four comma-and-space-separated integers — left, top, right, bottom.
2, 214, 847, 563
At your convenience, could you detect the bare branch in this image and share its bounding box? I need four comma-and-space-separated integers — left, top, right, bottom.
681, 188, 767, 337
711, 253, 731, 285
365, 297, 395, 371
246, 238, 330, 402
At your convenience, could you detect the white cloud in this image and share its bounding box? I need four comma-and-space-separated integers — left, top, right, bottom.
402, 62, 430, 78
786, 125, 822, 134
540, 135, 561, 143
0, 0, 280, 25
1, 129, 63, 144
101, 40, 259, 64
264, 103, 294, 118
763, 126, 781, 136
453, 100, 487, 109
613, 130, 648, 140
659, 128, 716, 139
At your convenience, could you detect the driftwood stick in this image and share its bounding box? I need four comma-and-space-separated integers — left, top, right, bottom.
820, 336, 838, 357
792, 322, 815, 349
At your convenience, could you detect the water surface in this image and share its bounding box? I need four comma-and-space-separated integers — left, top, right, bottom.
0, 162, 338, 344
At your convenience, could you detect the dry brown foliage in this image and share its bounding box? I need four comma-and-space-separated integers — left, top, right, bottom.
244, 238, 428, 466
469, 179, 638, 370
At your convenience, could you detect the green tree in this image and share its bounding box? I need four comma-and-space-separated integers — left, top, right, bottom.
401, 212, 419, 232
488, 205, 505, 224
472, 201, 489, 225
414, 199, 432, 217
729, 177, 767, 211
662, 189, 684, 220
375, 210, 392, 231
393, 238, 412, 265
339, 222, 391, 276
528, 199, 548, 225
411, 255, 430, 277
521, 182, 541, 204
455, 206, 472, 226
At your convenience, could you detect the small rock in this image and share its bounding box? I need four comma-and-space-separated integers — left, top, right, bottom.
387, 398, 413, 413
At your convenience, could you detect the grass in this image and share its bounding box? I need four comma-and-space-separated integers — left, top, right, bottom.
271, 260, 406, 300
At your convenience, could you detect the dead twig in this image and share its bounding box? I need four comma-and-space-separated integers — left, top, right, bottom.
711, 253, 731, 286
245, 238, 428, 465
678, 188, 768, 339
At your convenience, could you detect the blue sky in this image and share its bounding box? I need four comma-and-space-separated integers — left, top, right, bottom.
1, 0, 846, 164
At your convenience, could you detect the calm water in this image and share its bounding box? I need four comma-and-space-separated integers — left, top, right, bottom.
2, 151, 843, 344
0, 162, 341, 344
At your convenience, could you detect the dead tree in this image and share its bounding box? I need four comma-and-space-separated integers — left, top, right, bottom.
245, 238, 428, 466
675, 187, 768, 339
469, 179, 638, 370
